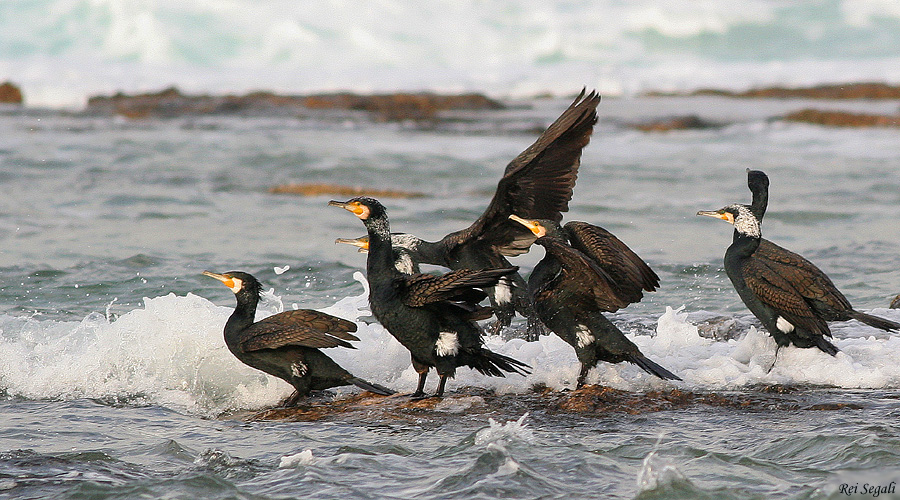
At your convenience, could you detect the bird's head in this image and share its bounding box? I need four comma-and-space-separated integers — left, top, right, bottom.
328, 197, 385, 221
508, 214, 563, 239
202, 270, 262, 297
697, 204, 761, 238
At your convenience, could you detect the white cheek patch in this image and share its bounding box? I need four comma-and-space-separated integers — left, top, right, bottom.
291, 362, 308, 378
575, 325, 595, 348
435, 331, 460, 357
229, 277, 243, 293
776, 316, 795, 333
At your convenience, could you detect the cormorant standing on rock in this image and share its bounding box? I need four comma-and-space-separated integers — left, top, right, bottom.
697, 170, 900, 358
508, 215, 678, 387
330, 197, 531, 398
367, 90, 601, 340
203, 271, 394, 405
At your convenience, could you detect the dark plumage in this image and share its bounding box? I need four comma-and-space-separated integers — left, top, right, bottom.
363, 90, 601, 340
509, 215, 678, 387
335, 235, 420, 274
698, 169, 900, 357
203, 271, 394, 405
330, 197, 531, 398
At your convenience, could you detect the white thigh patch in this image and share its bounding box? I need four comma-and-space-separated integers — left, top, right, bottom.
291, 362, 308, 378
493, 279, 513, 305
776, 316, 795, 333
435, 331, 460, 357
575, 325, 595, 348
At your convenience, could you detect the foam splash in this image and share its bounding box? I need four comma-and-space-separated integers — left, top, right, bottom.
475, 414, 535, 446
3, 274, 900, 416
279, 450, 315, 468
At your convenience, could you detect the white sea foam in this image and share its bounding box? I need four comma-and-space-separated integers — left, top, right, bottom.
3, 273, 900, 416
279, 449, 315, 468
474, 414, 535, 446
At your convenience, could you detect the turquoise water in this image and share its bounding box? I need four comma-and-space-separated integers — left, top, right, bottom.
1, 97, 900, 498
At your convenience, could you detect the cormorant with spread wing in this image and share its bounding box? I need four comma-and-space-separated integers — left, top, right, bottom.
204, 271, 394, 405
509, 215, 677, 387
697, 170, 900, 357
363, 90, 601, 340
330, 197, 530, 398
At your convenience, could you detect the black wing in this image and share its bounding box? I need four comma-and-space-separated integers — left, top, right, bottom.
742, 255, 832, 339
564, 221, 659, 305
400, 267, 519, 308
538, 237, 630, 313
447, 90, 601, 256
755, 239, 853, 314
239, 309, 359, 352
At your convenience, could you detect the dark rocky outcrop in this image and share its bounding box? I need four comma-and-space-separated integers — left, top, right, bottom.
890, 295, 900, 309
268, 183, 426, 198
632, 114, 721, 132
646, 82, 900, 100
783, 109, 900, 128
0, 81, 23, 104
85, 87, 504, 120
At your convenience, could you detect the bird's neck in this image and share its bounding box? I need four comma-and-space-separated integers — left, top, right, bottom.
728, 229, 761, 258
365, 217, 402, 277
224, 292, 258, 343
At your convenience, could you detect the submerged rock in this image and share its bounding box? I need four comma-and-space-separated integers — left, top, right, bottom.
631, 115, 721, 132
0, 82, 23, 104
268, 183, 426, 198
85, 87, 504, 120
783, 109, 900, 128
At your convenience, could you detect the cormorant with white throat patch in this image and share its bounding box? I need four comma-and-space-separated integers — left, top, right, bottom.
365, 90, 601, 340
203, 270, 394, 405
330, 197, 531, 398
697, 170, 900, 358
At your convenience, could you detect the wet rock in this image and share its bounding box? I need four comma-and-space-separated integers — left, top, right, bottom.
555, 386, 759, 414
695, 316, 752, 341
85, 87, 504, 120
632, 115, 720, 132
783, 109, 900, 128
647, 82, 900, 99
889, 295, 900, 309
268, 183, 426, 198
0, 82, 23, 104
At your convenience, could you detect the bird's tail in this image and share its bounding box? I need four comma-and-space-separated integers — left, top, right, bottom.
466, 348, 531, 377
813, 336, 840, 356
348, 377, 396, 396
848, 310, 900, 332
626, 354, 682, 381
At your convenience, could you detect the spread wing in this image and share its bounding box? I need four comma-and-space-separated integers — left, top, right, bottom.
755, 239, 852, 313
564, 221, 659, 305
742, 256, 832, 338
448, 90, 600, 256
239, 309, 359, 352
538, 237, 630, 313
400, 267, 518, 308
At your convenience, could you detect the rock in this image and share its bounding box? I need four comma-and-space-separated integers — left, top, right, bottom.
632, 114, 720, 132
268, 183, 426, 198
85, 87, 504, 120
783, 109, 900, 128
0, 82, 23, 104
647, 82, 900, 100
890, 295, 900, 309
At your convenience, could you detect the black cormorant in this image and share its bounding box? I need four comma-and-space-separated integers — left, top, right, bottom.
508, 215, 678, 387
330, 197, 531, 398
359, 90, 601, 340
203, 270, 394, 404
697, 169, 900, 357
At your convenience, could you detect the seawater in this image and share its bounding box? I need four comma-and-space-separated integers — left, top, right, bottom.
4, 0, 900, 107
1, 97, 900, 499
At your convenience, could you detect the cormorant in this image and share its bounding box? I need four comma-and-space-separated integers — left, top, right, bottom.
361, 90, 601, 340
508, 215, 678, 387
203, 270, 394, 404
697, 169, 900, 357
330, 197, 531, 398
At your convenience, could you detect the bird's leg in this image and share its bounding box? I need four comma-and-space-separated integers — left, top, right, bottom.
435, 374, 448, 398
279, 390, 301, 408
411, 358, 429, 398
767, 345, 782, 374
576, 364, 590, 389
524, 315, 546, 342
